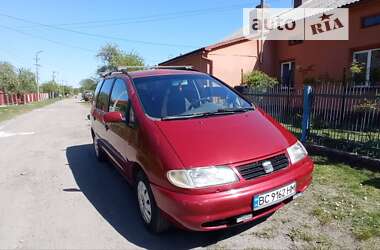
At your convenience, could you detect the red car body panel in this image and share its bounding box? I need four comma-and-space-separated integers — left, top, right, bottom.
154, 109, 296, 167
90, 70, 314, 231
151, 157, 313, 231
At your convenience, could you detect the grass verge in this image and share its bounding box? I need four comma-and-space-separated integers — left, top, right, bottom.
0, 98, 60, 123
311, 156, 380, 241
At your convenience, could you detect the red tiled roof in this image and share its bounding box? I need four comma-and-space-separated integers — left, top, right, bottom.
159, 37, 248, 65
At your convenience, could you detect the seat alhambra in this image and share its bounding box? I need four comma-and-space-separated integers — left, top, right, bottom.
90, 67, 314, 233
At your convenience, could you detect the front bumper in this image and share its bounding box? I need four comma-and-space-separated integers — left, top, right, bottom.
151, 157, 314, 231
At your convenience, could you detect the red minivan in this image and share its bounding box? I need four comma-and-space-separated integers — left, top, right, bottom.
90, 67, 314, 233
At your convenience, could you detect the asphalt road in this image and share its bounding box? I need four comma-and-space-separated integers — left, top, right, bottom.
0, 98, 282, 250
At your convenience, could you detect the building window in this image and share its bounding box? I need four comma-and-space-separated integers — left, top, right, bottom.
294, 0, 303, 8
362, 14, 380, 28
352, 48, 380, 86
289, 40, 303, 46
280, 61, 295, 88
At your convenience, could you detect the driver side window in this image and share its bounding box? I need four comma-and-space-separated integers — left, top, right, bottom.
109, 79, 129, 117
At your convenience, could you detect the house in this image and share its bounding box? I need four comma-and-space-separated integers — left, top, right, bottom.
160, 0, 380, 88
159, 37, 275, 87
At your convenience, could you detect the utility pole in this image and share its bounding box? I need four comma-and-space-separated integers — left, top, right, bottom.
52, 71, 57, 82
34, 50, 43, 101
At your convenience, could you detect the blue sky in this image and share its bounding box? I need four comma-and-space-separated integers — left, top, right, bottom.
0, 0, 292, 87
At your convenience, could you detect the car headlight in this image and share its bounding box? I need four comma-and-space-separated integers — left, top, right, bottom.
167, 166, 238, 189
287, 141, 308, 164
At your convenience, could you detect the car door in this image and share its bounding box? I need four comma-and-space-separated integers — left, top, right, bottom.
92, 78, 115, 151
107, 78, 138, 176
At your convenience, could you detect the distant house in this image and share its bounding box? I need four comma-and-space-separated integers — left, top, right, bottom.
160, 0, 380, 88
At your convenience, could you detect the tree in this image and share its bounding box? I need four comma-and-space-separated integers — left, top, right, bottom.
63, 85, 74, 95
243, 70, 279, 88
17, 68, 37, 93
0, 62, 18, 93
40, 80, 60, 94
79, 78, 97, 91
96, 43, 144, 73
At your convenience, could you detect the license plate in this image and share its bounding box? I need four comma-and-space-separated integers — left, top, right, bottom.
253, 182, 296, 211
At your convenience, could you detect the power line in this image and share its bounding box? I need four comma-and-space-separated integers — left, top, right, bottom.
18, 3, 253, 28
0, 24, 97, 53
45, 4, 251, 29
53, 9, 240, 29
0, 12, 198, 48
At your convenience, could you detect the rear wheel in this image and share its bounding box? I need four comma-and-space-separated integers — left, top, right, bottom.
93, 135, 106, 162
136, 171, 170, 233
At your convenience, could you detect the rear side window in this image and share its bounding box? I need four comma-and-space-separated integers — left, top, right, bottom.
96, 78, 114, 112
109, 79, 129, 117
94, 79, 104, 101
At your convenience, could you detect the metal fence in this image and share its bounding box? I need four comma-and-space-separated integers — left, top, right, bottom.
243, 87, 303, 137
309, 85, 380, 159
241, 84, 380, 160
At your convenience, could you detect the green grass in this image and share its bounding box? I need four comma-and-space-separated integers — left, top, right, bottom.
311, 156, 380, 240
0, 98, 60, 123
283, 123, 380, 144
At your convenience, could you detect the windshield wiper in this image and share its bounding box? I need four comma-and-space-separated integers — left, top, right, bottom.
161, 107, 254, 121
161, 113, 206, 121
216, 107, 255, 113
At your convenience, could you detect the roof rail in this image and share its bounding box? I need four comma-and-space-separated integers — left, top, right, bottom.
117, 65, 194, 72
99, 71, 123, 77
99, 65, 194, 77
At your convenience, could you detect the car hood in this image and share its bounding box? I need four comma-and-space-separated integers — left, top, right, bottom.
154, 109, 296, 168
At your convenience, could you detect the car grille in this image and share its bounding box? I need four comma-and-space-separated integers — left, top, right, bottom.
237, 154, 289, 180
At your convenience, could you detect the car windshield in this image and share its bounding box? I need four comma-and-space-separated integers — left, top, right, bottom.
132, 74, 253, 120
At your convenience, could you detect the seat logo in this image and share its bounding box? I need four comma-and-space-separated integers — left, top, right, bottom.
262, 161, 274, 174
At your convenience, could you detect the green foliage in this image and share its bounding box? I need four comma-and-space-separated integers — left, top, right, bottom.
62, 85, 75, 95
243, 70, 278, 88
17, 68, 37, 93
96, 43, 144, 73
40, 80, 60, 93
79, 78, 97, 91
40, 81, 75, 96
0, 62, 18, 92
355, 99, 379, 112
0, 62, 38, 94
350, 61, 364, 74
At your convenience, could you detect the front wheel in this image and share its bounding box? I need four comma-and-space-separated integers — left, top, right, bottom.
136, 171, 170, 233
93, 135, 106, 162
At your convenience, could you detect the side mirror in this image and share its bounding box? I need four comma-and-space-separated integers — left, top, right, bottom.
103, 111, 125, 123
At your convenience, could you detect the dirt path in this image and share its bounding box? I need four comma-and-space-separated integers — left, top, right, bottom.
0, 98, 378, 249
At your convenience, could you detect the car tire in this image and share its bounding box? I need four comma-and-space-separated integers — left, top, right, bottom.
136, 171, 170, 233
93, 135, 106, 162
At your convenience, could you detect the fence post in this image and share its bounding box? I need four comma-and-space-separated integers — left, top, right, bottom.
0, 91, 4, 106
301, 85, 313, 143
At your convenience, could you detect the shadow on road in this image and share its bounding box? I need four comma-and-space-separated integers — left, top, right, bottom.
66, 144, 268, 249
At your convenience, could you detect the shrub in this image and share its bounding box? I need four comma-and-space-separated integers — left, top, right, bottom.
243, 70, 279, 88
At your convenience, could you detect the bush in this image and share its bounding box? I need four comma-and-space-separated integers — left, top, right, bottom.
243, 70, 278, 88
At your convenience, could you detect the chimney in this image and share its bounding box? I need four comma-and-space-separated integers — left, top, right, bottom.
294, 0, 303, 8
255, 2, 270, 8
